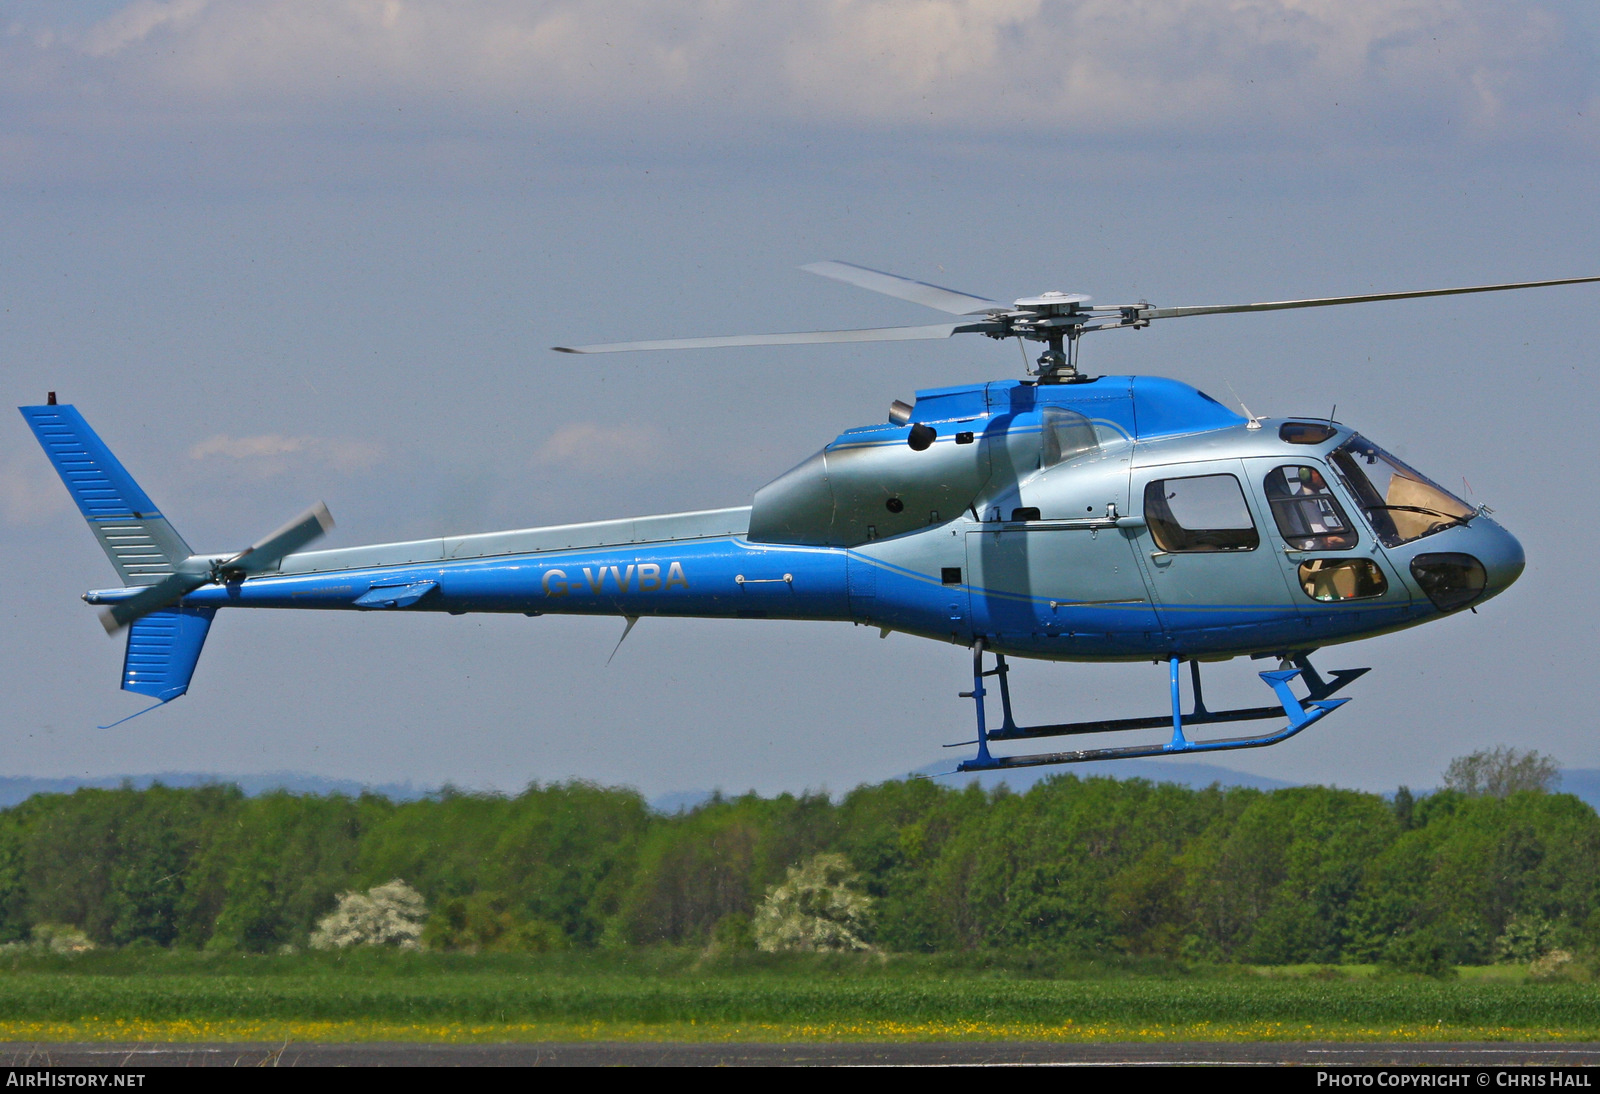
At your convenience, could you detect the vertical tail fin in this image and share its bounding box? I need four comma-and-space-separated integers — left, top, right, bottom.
19, 403, 192, 586
123, 607, 215, 702
23, 400, 336, 711
21, 401, 212, 710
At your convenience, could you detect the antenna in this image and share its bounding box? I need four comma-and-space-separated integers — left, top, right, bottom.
1226, 382, 1263, 431
607, 615, 640, 665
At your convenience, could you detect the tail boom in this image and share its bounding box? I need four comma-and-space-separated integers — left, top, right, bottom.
166, 535, 856, 623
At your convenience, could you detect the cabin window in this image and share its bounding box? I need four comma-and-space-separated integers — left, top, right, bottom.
1264, 465, 1358, 550
1328, 435, 1474, 548
1144, 474, 1259, 552
1040, 407, 1098, 468
1298, 558, 1387, 601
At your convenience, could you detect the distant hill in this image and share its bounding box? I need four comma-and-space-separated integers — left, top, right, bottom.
0, 772, 429, 808
1, 766, 1595, 815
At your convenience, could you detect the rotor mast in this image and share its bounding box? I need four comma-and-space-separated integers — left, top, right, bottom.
996, 291, 1150, 382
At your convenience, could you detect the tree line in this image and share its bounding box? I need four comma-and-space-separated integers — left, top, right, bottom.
0, 759, 1594, 967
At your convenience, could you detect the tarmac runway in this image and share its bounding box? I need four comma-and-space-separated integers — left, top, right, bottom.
3, 1042, 1600, 1067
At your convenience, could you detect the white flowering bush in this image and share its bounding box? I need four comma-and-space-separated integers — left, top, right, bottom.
1530, 949, 1575, 981
309, 879, 428, 951
1494, 913, 1557, 964
753, 853, 874, 953
0, 923, 96, 956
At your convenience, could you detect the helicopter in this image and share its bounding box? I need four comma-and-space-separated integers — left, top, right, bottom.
20, 263, 1599, 771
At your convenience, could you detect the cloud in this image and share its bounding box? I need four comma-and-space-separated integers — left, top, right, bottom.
188, 434, 303, 460
188, 433, 383, 476
79, 0, 212, 59
0, 460, 69, 526
534, 422, 672, 476
2, 0, 1591, 156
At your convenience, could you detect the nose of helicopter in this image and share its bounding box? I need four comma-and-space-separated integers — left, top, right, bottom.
1406, 517, 1524, 613
1475, 518, 1526, 601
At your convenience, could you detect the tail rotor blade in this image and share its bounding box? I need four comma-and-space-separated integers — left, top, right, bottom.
228, 502, 334, 575
99, 571, 205, 634
100, 501, 333, 633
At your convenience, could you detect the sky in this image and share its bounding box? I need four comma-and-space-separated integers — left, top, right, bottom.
1, 0, 1597, 799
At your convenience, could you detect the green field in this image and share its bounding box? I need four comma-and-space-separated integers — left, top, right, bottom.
0, 951, 1593, 1043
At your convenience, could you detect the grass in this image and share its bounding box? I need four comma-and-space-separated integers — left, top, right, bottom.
0, 950, 1592, 1043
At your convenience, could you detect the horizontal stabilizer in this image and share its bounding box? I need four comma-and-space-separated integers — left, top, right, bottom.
122, 607, 215, 702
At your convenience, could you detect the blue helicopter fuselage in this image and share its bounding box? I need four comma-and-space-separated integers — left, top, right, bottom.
77, 375, 1522, 670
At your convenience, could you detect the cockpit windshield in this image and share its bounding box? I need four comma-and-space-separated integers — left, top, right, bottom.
1328, 435, 1475, 548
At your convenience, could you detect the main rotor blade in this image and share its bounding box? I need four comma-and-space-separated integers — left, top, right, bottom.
553, 323, 989, 354
1141, 275, 1600, 322
227, 501, 334, 575
99, 571, 206, 634
800, 261, 1002, 316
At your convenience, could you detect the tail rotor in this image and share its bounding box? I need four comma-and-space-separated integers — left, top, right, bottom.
97, 502, 334, 632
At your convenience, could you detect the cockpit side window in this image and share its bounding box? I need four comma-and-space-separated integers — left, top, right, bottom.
1144, 474, 1260, 552
1328, 436, 1474, 548
1264, 465, 1358, 550
1040, 407, 1099, 468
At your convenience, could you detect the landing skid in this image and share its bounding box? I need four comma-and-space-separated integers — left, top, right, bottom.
951, 641, 1364, 773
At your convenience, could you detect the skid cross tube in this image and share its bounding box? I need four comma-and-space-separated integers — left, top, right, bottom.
955, 648, 1359, 772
